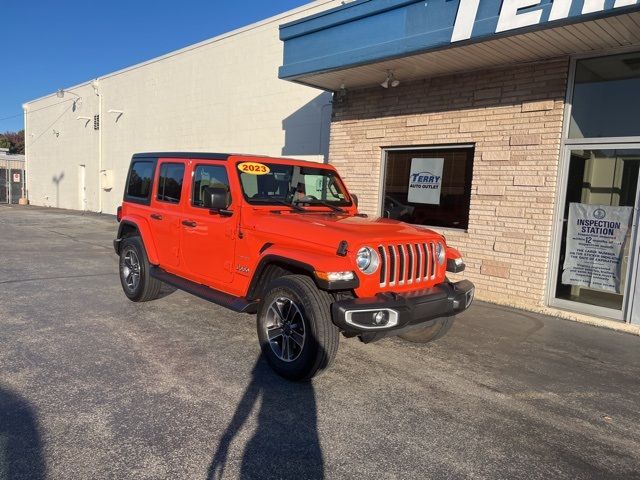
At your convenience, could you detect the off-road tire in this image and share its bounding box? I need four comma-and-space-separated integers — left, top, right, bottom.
119, 236, 162, 302
257, 275, 339, 381
398, 316, 455, 343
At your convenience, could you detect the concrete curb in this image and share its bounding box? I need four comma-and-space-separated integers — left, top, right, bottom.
476, 291, 640, 336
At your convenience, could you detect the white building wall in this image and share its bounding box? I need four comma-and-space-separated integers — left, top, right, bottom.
24, 0, 340, 214
24, 83, 99, 211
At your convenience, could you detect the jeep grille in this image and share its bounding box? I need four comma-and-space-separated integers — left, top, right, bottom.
377, 243, 437, 288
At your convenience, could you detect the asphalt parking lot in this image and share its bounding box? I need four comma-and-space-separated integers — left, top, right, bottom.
1, 205, 640, 480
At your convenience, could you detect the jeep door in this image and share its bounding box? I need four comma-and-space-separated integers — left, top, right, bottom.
180, 162, 236, 285
148, 160, 187, 269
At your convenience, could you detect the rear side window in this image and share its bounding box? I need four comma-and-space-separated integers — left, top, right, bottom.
157, 163, 185, 203
192, 165, 229, 208
125, 160, 155, 203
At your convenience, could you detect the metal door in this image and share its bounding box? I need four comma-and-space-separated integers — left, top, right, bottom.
549, 145, 640, 323
0, 168, 6, 203
78, 164, 86, 211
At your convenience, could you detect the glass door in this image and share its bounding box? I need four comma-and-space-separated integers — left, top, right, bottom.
551, 147, 640, 321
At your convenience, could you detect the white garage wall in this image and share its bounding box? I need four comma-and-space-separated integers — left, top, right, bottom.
24, 0, 339, 215
24, 83, 99, 211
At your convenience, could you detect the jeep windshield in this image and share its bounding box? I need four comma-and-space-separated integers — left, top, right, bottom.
237, 162, 352, 209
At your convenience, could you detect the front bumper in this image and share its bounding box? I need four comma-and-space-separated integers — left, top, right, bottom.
331, 280, 474, 343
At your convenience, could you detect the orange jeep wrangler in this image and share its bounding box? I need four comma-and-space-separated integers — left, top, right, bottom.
114, 153, 474, 380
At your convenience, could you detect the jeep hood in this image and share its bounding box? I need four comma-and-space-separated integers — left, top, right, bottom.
250, 212, 444, 249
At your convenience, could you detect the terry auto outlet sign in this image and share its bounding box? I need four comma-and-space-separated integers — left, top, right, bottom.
408, 158, 444, 205
278, 0, 640, 81
562, 203, 633, 293
451, 0, 638, 42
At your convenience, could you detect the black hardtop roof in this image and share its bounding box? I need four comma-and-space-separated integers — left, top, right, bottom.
131, 152, 304, 161
132, 152, 230, 160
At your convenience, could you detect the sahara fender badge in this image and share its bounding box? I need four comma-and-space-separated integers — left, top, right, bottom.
238, 162, 270, 175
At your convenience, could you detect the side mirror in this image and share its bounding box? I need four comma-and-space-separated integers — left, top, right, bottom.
351, 193, 359, 208
203, 186, 231, 213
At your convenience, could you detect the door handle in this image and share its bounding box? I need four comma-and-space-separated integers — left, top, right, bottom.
150, 213, 163, 220
182, 220, 197, 228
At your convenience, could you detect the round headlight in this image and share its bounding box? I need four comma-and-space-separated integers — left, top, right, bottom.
356, 246, 379, 274
436, 242, 446, 265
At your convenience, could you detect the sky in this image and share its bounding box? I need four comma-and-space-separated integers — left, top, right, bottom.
0, 0, 312, 132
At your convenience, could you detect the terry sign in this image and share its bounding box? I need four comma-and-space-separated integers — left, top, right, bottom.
452, 0, 639, 42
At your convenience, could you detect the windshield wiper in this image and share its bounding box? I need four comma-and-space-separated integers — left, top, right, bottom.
295, 200, 345, 213
265, 199, 306, 212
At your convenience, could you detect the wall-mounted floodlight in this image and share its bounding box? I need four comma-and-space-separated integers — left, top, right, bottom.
56, 88, 82, 110
57, 88, 81, 99
381, 70, 400, 89
334, 83, 348, 103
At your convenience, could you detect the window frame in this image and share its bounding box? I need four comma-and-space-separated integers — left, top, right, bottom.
123, 158, 157, 206
236, 162, 353, 207
564, 48, 640, 146
191, 163, 231, 209
155, 162, 186, 205
380, 144, 475, 232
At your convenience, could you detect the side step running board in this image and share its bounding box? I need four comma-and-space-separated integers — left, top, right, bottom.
150, 267, 259, 314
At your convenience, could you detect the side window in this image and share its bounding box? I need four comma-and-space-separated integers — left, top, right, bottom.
156, 163, 185, 204
126, 160, 155, 203
192, 165, 230, 208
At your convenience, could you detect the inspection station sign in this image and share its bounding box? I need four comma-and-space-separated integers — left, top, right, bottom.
562, 203, 633, 293
408, 158, 444, 205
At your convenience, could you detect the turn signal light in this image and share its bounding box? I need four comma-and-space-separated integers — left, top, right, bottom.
446, 257, 465, 273
315, 271, 355, 282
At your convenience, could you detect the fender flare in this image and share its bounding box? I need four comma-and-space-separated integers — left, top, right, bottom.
246, 247, 358, 299
115, 215, 160, 265
246, 254, 315, 300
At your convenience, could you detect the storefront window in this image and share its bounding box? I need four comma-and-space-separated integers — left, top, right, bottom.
569, 52, 640, 139
382, 147, 473, 230
555, 149, 639, 312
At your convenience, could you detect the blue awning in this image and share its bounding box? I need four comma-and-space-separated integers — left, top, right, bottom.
279, 0, 640, 90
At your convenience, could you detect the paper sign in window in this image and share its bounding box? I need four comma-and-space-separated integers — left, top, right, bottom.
407, 158, 444, 205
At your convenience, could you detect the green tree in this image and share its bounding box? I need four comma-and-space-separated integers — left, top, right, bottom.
0, 130, 24, 154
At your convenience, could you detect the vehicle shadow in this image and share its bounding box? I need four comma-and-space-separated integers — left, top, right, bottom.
156, 282, 178, 300
0, 385, 46, 479
207, 356, 324, 480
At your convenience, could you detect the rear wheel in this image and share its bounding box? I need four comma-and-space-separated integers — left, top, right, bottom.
257, 275, 339, 381
119, 237, 161, 302
398, 316, 455, 343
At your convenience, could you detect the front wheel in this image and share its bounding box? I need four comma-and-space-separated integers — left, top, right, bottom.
257, 275, 339, 381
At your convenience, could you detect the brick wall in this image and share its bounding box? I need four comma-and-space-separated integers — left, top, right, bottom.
329, 59, 569, 309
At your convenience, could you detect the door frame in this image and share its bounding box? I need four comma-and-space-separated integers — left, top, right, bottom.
546, 49, 640, 323
180, 160, 237, 287
78, 164, 86, 211
546, 143, 640, 322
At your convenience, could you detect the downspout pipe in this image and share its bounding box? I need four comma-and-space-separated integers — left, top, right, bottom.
92, 80, 102, 213
22, 104, 28, 202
